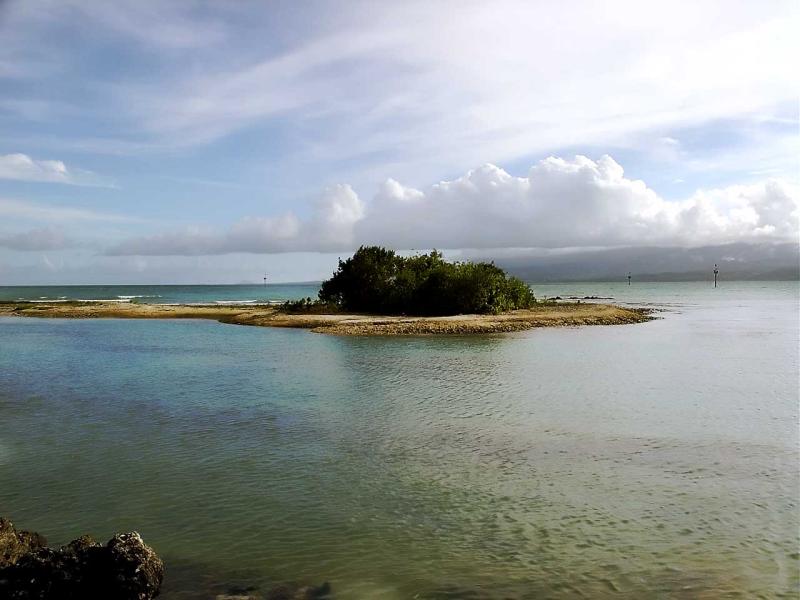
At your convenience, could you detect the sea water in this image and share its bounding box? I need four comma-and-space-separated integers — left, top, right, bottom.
0, 283, 320, 305
0, 281, 797, 598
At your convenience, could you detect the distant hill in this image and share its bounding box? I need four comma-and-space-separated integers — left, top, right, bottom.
484, 242, 799, 282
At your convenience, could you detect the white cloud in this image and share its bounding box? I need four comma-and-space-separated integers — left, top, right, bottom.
3, 1, 796, 183
0, 153, 113, 186
67, 1, 227, 49
0, 153, 70, 183
0, 0, 227, 52
105, 155, 800, 256
107, 0, 799, 183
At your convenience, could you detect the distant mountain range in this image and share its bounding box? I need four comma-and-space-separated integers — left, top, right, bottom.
480, 242, 799, 282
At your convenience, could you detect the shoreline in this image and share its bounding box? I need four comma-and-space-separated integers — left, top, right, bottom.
0, 301, 653, 335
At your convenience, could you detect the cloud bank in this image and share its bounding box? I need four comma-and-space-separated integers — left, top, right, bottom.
106, 155, 799, 256
0, 197, 139, 223
0, 227, 74, 251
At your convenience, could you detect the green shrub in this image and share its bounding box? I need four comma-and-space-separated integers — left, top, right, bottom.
317, 246, 535, 315
280, 297, 340, 314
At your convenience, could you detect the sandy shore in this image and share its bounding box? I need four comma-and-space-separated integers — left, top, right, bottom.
0, 301, 653, 335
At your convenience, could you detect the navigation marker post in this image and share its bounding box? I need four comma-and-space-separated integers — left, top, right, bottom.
627, 272, 632, 286
263, 273, 268, 287
713, 264, 719, 288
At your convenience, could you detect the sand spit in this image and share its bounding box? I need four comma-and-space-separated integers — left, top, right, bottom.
0, 301, 653, 335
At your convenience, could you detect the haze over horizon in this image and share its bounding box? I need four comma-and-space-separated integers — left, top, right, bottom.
0, 1, 798, 284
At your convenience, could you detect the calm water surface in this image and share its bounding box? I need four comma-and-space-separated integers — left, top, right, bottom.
0, 282, 797, 598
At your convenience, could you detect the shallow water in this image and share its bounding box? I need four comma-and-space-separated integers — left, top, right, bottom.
0, 281, 797, 598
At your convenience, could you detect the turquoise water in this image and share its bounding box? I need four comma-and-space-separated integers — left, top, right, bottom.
0, 282, 797, 598
0, 283, 320, 304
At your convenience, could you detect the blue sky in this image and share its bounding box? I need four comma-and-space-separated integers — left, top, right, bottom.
0, 0, 797, 283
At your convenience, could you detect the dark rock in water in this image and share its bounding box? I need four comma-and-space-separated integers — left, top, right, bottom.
0, 517, 164, 599
103, 532, 164, 599
266, 582, 331, 600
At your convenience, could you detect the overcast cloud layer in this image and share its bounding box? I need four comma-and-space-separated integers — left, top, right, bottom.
106, 155, 799, 256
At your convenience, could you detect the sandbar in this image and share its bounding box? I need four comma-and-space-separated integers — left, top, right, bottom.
0, 301, 653, 335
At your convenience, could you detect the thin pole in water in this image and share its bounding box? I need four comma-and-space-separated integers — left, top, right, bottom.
713, 264, 719, 288
263, 273, 268, 287
627, 272, 631, 286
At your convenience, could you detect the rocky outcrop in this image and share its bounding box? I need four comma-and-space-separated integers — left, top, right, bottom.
0, 518, 164, 599
0, 518, 47, 567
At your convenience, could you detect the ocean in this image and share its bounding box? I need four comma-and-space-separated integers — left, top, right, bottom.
0, 281, 797, 598
0, 283, 321, 305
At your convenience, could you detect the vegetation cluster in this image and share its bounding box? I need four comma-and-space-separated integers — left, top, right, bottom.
302, 246, 535, 316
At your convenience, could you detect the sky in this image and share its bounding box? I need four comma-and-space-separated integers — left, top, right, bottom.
0, 0, 798, 284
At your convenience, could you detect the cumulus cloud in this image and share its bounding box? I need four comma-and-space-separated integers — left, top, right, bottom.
360, 157, 800, 248
105, 155, 799, 256
0, 153, 112, 186
0, 227, 75, 251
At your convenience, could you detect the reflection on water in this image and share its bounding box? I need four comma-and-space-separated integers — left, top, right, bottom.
0, 282, 797, 598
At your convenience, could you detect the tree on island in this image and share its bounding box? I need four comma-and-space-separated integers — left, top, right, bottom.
313, 245, 536, 316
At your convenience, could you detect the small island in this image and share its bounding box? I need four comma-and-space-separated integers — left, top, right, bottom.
0, 247, 652, 335
316, 246, 538, 316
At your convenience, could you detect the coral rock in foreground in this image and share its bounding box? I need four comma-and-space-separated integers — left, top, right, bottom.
0, 517, 164, 599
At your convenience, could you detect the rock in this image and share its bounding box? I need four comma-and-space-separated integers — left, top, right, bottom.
103, 532, 164, 599
63, 535, 99, 554
0, 517, 163, 599
0, 517, 47, 568
2, 517, 330, 600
